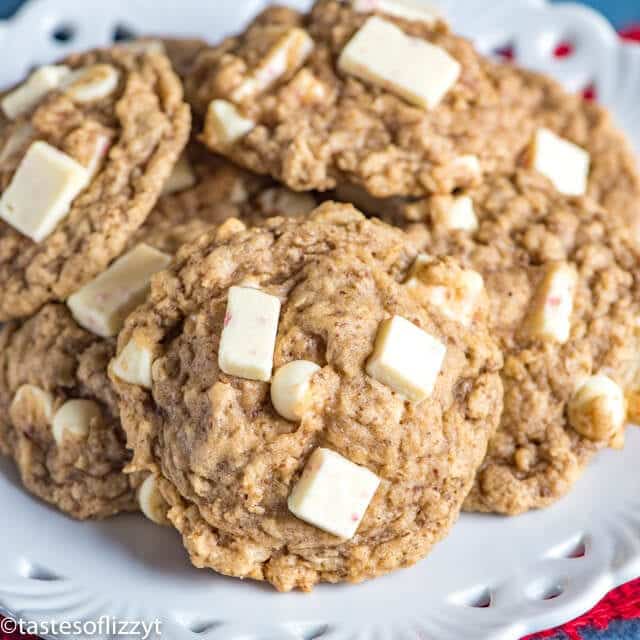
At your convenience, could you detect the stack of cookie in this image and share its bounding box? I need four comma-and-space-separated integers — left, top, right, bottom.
0, 0, 639, 592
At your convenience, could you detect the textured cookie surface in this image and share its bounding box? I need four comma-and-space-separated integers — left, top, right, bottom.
188, 0, 531, 196
112, 203, 503, 591
363, 61, 640, 242
188, 0, 640, 238
141, 145, 318, 254
0, 147, 320, 520
0, 46, 190, 320
398, 171, 640, 515
0, 304, 137, 519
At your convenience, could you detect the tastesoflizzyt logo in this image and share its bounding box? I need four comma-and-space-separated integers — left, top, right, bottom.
0, 615, 163, 639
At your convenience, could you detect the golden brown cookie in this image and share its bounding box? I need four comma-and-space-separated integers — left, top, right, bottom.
390, 170, 640, 515
0, 148, 321, 520
0, 304, 137, 519
0, 45, 190, 321
187, 0, 640, 240
111, 203, 503, 591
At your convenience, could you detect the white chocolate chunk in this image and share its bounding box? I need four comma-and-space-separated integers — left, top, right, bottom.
0, 123, 34, 164
406, 257, 484, 326
162, 154, 196, 195
352, 0, 442, 24
63, 64, 120, 103
206, 100, 256, 146
137, 475, 170, 525
51, 399, 102, 445
452, 154, 481, 177
271, 360, 321, 421
526, 262, 577, 344
530, 128, 590, 196
1, 65, 71, 119
569, 374, 626, 442
84, 133, 111, 178
366, 315, 446, 402
432, 195, 478, 231
9, 385, 54, 424
218, 286, 281, 382
67, 243, 171, 338
338, 16, 460, 109
288, 447, 380, 539
110, 333, 154, 389
404, 253, 432, 282
0, 141, 90, 242
231, 28, 314, 102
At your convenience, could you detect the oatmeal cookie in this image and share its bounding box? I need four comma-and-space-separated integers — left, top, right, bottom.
111, 203, 503, 591
0, 146, 320, 520
0, 45, 190, 320
188, 0, 640, 239
393, 170, 640, 515
0, 304, 137, 519
343, 60, 640, 241
143, 145, 318, 253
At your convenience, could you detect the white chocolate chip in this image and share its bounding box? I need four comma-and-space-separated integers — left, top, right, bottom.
1, 65, 71, 119
569, 374, 626, 442
432, 195, 478, 231
530, 128, 590, 197
352, 0, 442, 24
0, 123, 34, 164
451, 154, 481, 177
271, 360, 321, 421
110, 333, 154, 389
9, 385, 54, 424
0, 141, 90, 242
137, 475, 170, 525
288, 447, 380, 539
84, 132, 111, 178
206, 100, 256, 146
67, 243, 171, 338
406, 257, 484, 326
161, 154, 196, 195
231, 28, 314, 102
63, 64, 120, 103
526, 262, 577, 344
218, 286, 281, 382
366, 315, 446, 402
404, 253, 432, 281
338, 16, 460, 110
51, 399, 103, 445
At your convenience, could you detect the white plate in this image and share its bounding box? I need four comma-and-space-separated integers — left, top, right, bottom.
0, 2, 639, 639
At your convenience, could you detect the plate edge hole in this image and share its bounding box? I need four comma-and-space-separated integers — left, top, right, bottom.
527, 577, 567, 601
18, 558, 62, 581
449, 585, 492, 608
546, 533, 588, 560
112, 23, 138, 42
51, 23, 76, 44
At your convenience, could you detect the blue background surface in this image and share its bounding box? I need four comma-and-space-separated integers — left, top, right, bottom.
0, 0, 639, 26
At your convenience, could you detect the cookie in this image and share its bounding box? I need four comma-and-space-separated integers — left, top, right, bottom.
0, 304, 138, 519
187, 0, 640, 240
395, 170, 640, 515
346, 60, 640, 242
0, 45, 190, 321
187, 1, 518, 195
111, 203, 503, 591
144, 145, 318, 253
0, 146, 321, 520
